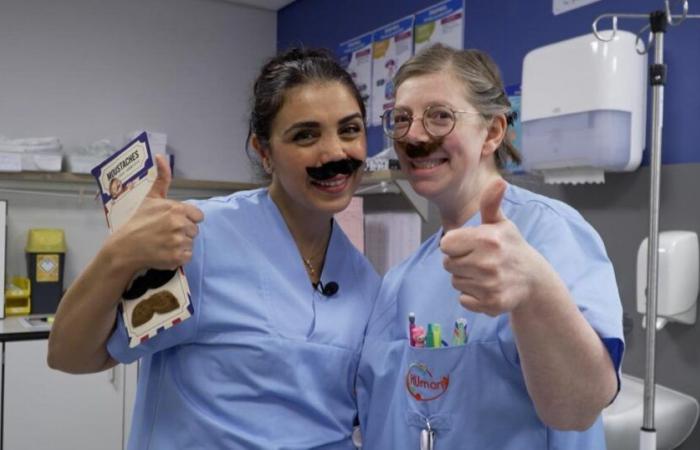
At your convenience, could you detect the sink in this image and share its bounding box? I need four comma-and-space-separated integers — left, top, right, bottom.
603, 373, 699, 450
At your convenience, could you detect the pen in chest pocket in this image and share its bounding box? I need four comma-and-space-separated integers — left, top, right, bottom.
408, 312, 416, 346
452, 318, 468, 346
408, 314, 468, 348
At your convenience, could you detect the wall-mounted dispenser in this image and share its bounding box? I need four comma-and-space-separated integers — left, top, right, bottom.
637, 231, 699, 330
520, 31, 647, 184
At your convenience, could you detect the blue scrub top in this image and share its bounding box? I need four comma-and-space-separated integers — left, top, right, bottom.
357, 183, 624, 450
108, 188, 380, 450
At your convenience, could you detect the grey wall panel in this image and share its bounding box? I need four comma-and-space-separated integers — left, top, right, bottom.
0, 0, 276, 182
513, 164, 700, 449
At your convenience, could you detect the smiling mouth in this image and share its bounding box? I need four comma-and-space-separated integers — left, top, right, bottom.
410, 158, 448, 170
309, 174, 352, 192
312, 175, 347, 186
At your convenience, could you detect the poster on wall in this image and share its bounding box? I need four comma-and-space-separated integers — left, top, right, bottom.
338, 32, 373, 118
370, 15, 414, 127
414, 0, 465, 53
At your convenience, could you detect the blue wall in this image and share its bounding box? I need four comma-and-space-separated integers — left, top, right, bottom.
278, 0, 700, 164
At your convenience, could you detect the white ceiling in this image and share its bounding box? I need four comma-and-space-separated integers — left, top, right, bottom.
223, 0, 295, 11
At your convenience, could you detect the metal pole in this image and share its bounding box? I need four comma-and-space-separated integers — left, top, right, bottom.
641, 10, 667, 450
589, 3, 700, 449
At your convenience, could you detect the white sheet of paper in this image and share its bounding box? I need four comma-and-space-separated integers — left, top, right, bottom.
370, 16, 415, 127
339, 33, 373, 122
414, 0, 465, 54
553, 0, 601, 15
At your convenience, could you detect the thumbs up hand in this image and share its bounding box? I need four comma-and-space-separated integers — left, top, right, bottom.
440, 178, 537, 317
109, 154, 204, 273
478, 176, 507, 225
147, 153, 173, 200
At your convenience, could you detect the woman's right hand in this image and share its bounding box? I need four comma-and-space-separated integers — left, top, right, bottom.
106, 154, 204, 273
48, 155, 203, 374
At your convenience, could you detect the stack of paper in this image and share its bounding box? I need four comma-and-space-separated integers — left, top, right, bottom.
0, 136, 63, 172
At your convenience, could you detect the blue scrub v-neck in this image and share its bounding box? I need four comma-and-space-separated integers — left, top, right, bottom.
358, 183, 624, 450
108, 188, 381, 450
259, 191, 339, 341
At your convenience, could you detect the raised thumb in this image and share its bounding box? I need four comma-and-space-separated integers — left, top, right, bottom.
147, 154, 172, 199
480, 178, 507, 224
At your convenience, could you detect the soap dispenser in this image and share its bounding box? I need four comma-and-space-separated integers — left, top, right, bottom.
637, 231, 699, 329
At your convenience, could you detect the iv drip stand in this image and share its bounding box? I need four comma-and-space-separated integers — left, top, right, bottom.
642, 12, 667, 449
592, 2, 700, 449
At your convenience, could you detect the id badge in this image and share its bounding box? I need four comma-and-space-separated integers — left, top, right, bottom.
420, 425, 436, 450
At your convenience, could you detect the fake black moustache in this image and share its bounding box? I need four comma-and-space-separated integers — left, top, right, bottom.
306, 158, 364, 181
123, 268, 177, 300
404, 140, 443, 159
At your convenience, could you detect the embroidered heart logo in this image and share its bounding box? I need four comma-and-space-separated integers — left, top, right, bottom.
405, 362, 449, 401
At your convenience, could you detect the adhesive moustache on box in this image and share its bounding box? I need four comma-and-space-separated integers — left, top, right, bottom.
91, 132, 193, 347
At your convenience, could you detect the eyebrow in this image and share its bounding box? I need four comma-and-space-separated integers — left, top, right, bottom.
426, 101, 457, 109
338, 112, 363, 125
284, 121, 318, 134
284, 113, 364, 135
395, 102, 458, 113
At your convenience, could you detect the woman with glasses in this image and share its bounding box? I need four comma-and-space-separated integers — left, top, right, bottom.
356, 44, 623, 449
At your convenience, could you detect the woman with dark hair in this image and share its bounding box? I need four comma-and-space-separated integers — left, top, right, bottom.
357, 44, 623, 449
48, 48, 379, 450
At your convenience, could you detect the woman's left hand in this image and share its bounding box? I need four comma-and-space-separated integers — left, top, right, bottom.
440, 179, 544, 316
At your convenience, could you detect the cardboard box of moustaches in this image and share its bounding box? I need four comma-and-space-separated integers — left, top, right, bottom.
91, 132, 192, 347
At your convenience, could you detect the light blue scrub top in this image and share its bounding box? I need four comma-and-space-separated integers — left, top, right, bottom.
357, 183, 624, 450
108, 188, 380, 450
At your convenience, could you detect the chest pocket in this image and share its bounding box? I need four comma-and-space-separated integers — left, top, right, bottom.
398, 340, 547, 450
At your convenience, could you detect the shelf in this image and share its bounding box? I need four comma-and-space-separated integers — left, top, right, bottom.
359, 170, 429, 221
0, 169, 429, 220
0, 171, 258, 200
0, 171, 257, 194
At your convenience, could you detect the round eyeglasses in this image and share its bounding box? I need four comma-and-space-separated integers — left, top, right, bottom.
381, 105, 482, 140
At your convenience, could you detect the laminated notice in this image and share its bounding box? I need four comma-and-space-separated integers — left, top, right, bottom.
91, 132, 193, 347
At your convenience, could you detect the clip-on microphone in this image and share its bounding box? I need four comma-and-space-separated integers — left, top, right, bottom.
317, 280, 339, 297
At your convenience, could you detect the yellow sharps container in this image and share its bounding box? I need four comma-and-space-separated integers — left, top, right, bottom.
26, 229, 66, 315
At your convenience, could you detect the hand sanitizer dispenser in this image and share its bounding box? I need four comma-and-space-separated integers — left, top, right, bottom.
521, 31, 647, 183
637, 231, 699, 329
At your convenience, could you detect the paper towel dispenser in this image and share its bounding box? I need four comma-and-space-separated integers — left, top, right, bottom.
520, 31, 647, 182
